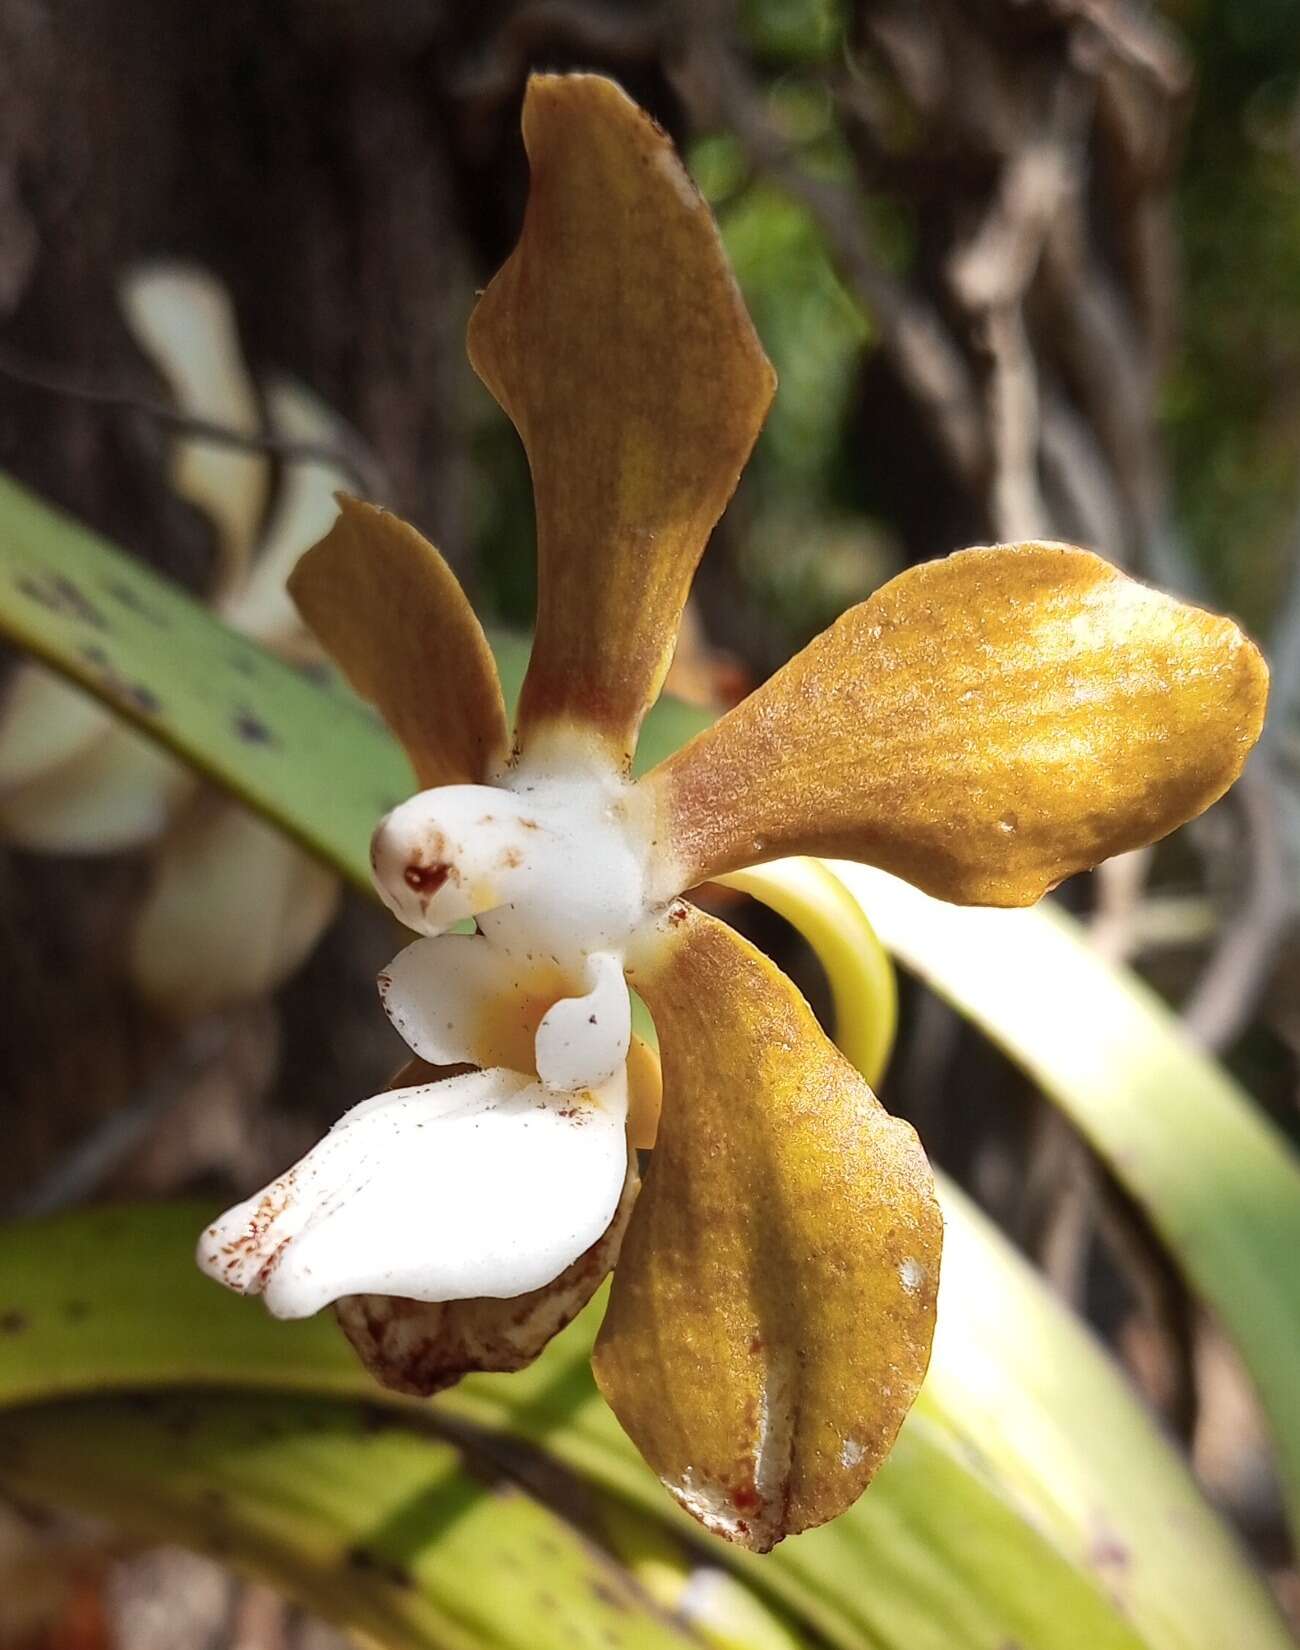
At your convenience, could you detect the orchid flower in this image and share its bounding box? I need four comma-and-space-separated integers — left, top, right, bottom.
0, 266, 342, 1015
199, 74, 1268, 1550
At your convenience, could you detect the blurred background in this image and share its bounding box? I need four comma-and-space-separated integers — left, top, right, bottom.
1, 0, 1299, 1643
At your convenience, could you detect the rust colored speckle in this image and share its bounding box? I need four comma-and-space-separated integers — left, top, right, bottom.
668, 903, 689, 926
405, 861, 451, 896
731, 1485, 761, 1513
748, 1335, 764, 1355
498, 846, 523, 870
254, 1237, 291, 1290
519, 817, 541, 830
219, 1188, 289, 1263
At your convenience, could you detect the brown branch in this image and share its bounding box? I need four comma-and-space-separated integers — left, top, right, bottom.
1182, 765, 1294, 1052
673, 16, 988, 490
0, 342, 388, 502
1182, 511, 1300, 1051
7, 1018, 230, 1217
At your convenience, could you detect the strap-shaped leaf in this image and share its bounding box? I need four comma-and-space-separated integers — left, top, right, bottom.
0, 470, 415, 889
833, 858, 1300, 1544
0, 1393, 696, 1650
594, 903, 940, 1551
289, 497, 509, 788
3, 1203, 1290, 1650
467, 74, 774, 767
647, 543, 1268, 906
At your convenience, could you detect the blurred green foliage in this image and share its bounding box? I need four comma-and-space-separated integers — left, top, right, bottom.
1164, 0, 1300, 628
740, 0, 847, 64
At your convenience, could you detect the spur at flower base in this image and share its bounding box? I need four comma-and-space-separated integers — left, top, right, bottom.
198, 73, 1269, 1551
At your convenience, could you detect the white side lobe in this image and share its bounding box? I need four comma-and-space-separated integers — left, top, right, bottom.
535, 950, 631, 1090
377, 932, 530, 1068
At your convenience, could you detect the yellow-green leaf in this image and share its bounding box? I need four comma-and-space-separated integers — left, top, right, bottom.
0, 1391, 700, 1650
0, 1205, 1287, 1650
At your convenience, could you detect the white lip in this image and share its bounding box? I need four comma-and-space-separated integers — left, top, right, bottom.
209, 747, 664, 1319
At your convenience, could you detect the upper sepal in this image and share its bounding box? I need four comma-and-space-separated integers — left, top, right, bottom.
468, 74, 775, 768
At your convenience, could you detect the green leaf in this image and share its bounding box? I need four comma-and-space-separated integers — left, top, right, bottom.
0, 1391, 700, 1650
830, 862, 1300, 1543
0, 471, 410, 890
0, 1204, 1287, 1650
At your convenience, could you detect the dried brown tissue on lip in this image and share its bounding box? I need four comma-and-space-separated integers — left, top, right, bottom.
404, 861, 453, 896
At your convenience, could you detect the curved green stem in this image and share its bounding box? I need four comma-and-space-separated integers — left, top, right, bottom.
716, 858, 897, 1087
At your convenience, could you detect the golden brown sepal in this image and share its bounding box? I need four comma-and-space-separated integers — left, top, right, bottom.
289, 497, 509, 789
648, 543, 1268, 906
467, 74, 775, 767
594, 904, 941, 1551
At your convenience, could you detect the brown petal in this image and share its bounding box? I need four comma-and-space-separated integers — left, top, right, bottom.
646, 543, 1268, 907
337, 1156, 639, 1397
467, 74, 774, 767
594, 904, 940, 1551
289, 497, 509, 787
